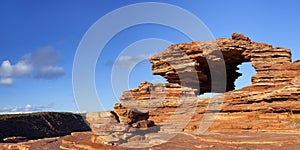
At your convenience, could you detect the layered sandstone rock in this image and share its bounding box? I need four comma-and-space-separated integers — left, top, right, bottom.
119, 82, 198, 125
86, 33, 300, 147
119, 33, 300, 133
150, 33, 293, 94
200, 74, 300, 132
113, 103, 150, 125
86, 108, 156, 145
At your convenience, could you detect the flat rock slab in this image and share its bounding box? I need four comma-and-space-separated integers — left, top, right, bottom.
2, 132, 300, 149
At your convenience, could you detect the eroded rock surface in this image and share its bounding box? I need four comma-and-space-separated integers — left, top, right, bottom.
86, 107, 157, 146
3, 132, 300, 150
119, 82, 198, 124
150, 33, 293, 94
86, 33, 300, 146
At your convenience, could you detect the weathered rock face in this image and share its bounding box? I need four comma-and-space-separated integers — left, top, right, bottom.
202, 74, 300, 132
86, 106, 156, 145
119, 33, 300, 133
87, 33, 300, 147
113, 103, 149, 125
150, 33, 293, 94
119, 82, 198, 124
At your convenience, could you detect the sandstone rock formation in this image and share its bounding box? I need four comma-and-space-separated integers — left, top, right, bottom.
86, 33, 300, 146
119, 82, 197, 121
86, 106, 156, 146
150, 33, 293, 94
118, 33, 300, 133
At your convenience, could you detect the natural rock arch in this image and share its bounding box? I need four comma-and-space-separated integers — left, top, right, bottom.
150, 33, 292, 94
85, 33, 300, 146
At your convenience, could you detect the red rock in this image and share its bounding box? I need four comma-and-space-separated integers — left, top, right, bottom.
131, 120, 155, 128
117, 33, 300, 133
86, 111, 119, 124
150, 33, 294, 94
86, 33, 300, 146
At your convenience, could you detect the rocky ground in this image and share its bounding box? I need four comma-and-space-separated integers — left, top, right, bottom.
1, 131, 300, 150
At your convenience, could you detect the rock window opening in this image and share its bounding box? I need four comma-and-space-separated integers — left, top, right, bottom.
234, 62, 256, 90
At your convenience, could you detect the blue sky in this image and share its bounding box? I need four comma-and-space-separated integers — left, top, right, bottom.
0, 0, 300, 113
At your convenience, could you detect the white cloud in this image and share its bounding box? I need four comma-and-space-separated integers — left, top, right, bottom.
24, 104, 33, 111
0, 60, 13, 77
0, 46, 65, 86
0, 60, 32, 77
13, 60, 32, 76
0, 103, 54, 114
0, 78, 14, 86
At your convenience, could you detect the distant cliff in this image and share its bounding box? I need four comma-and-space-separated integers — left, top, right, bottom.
0, 112, 91, 142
